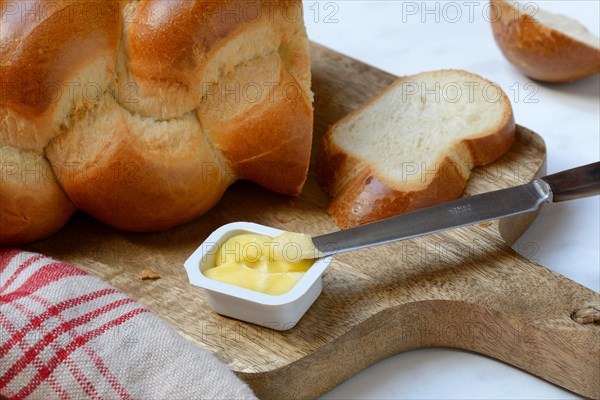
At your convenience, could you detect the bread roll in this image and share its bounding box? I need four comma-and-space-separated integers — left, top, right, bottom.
0, 0, 313, 244
491, 0, 600, 82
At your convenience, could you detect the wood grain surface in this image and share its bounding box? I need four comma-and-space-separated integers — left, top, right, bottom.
26, 43, 599, 399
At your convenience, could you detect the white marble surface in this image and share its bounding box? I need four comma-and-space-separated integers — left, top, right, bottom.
302, 1, 600, 398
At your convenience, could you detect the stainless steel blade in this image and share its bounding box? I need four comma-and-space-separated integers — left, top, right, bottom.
313, 179, 553, 257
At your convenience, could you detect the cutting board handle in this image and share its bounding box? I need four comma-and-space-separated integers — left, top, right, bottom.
394, 245, 600, 399
240, 245, 600, 400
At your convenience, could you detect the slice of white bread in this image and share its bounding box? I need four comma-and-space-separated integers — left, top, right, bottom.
491, 0, 600, 82
318, 70, 516, 228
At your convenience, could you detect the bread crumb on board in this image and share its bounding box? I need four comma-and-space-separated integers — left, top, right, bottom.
138, 268, 161, 281
479, 221, 493, 228
276, 216, 293, 224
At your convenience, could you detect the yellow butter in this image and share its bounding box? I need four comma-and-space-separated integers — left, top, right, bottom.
203, 232, 320, 296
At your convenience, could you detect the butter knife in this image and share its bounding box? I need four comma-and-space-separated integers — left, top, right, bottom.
313, 162, 600, 256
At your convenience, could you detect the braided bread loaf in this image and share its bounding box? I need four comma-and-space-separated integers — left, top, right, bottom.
0, 0, 313, 244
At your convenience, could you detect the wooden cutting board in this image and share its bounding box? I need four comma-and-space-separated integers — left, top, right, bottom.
26, 43, 599, 399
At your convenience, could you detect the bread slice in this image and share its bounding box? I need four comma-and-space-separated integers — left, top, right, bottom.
318, 70, 516, 228
491, 0, 600, 82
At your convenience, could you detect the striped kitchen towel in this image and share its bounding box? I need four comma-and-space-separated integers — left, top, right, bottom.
0, 249, 256, 400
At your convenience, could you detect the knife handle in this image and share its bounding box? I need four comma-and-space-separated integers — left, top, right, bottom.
542, 162, 600, 202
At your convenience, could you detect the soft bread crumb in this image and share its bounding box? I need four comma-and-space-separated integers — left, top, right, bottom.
328, 70, 512, 190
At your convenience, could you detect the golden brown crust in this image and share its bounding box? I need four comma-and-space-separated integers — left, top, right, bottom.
0, 148, 76, 244
490, 0, 600, 83
118, 0, 311, 118
201, 63, 313, 195
120, 0, 243, 118
319, 70, 516, 229
0, 186, 76, 245
45, 94, 234, 232
221, 106, 313, 196
0, 0, 122, 150
0, 0, 312, 243
328, 158, 468, 229
126, 0, 302, 78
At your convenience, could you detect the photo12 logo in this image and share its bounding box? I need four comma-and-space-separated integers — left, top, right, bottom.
399, 1, 540, 24
397, 80, 539, 104
201, 81, 302, 105
1, 1, 121, 24
305, 2, 340, 23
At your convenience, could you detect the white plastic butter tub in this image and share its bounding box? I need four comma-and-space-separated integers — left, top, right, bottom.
184, 222, 332, 331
